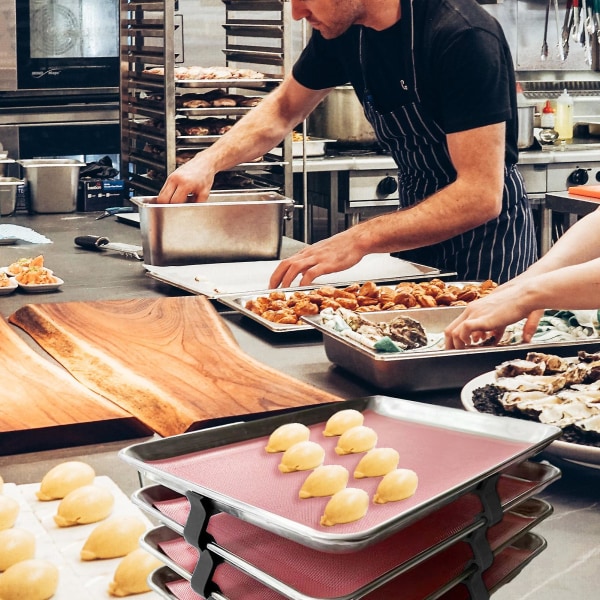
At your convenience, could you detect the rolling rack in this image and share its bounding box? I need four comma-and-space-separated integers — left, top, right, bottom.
119, 0, 295, 226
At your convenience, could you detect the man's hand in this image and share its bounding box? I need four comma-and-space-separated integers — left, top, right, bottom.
156, 156, 216, 204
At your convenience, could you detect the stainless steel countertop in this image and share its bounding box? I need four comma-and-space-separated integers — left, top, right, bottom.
0, 212, 598, 600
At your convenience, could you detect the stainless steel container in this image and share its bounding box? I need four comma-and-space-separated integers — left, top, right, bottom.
0, 177, 23, 216
132, 192, 295, 266
517, 105, 535, 150
18, 159, 84, 213
308, 85, 378, 145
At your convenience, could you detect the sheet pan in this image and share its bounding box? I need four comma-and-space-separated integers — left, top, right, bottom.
119, 397, 560, 553
303, 309, 600, 393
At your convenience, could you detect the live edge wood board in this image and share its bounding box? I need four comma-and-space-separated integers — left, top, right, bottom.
8, 296, 344, 439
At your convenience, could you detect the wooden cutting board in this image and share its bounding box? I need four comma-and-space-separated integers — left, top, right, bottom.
0, 317, 150, 455
9, 296, 344, 437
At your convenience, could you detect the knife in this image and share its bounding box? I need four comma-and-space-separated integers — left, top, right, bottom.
74, 235, 143, 260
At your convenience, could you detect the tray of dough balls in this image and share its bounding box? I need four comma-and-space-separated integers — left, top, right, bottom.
127, 460, 556, 600
0, 463, 164, 600
119, 397, 561, 555
142, 529, 549, 600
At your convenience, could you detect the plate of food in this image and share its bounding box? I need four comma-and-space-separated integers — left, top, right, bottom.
0, 272, 18, 294
17, 276, 64, 293
460, 350, 600, 468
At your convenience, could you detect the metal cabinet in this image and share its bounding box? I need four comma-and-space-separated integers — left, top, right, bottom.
119, 0, 294, 201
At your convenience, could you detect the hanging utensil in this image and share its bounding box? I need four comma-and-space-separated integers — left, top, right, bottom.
593, 0, 600, 40
572, 0, 582, 40
542, 0, 551, 60
562, 0, 574, 59
582, 0, 593, 64
554, 0, 566, 59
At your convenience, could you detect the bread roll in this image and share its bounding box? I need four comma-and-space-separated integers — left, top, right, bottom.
323, 409, 364, 436
265, 423, 310, 453
334, 426, 377, 455
54, 485, 114, 527
108, 548, 163, 597
320, 488, 369, 526
0, 559, 59, 600
299, 465, 349, 499
81, 515, 147, 560
37, 461, 96, 501
373, 469, 419, 504
353, 448, 400, 478
278, 441, 325, 473
0, 496, 19, 531
0, 528, 36, 571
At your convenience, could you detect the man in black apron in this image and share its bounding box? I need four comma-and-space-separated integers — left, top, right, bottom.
158, 0, 537, 286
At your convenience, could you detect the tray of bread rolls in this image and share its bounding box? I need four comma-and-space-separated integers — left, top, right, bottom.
119, 396, 561, 553
0, 467, 162, 600
144, 529, 548, 600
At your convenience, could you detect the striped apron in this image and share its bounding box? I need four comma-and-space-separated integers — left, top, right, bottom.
358, 5, 537, 284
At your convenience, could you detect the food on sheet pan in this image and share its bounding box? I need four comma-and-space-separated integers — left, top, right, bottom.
143, 65, 266, 80
320, 487, 369, 527
36, 461, 96, 501
323, 408, 365, 436
471, 350, 600, 447
278, 441, 325, 473
0, 495, 19, 530
335, 425, 378, 455
0, 559, 59, 600
108, 548, 163, 597
373, 469, 419, 504
0, 528, 36, 571
54, 485, 114, 527
298, 465, 349, 499
265, 422, 311, 453
354, 448, 400, 479
80, 515, 147, 561
244, 279, 498, 326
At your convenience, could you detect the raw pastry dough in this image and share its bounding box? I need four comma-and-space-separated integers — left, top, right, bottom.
320, 487, 369, 526
323, 409, 364, 436
0, 559, 59, 600
265, 422, 310, 453
299, 465, 349, 498
54, 485, 114, 527
353, 448, 400, 478
334, 426, 378, 455
81, 515, 148, 560
0, 495, 19, 530
0, 528, 36, 571
278, 441, 325, 473
37, 461, 96, 501
373, 469, 419, 504
108, 548, 163, 597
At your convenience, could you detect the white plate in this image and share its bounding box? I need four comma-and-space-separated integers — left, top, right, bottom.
0, 277, 18, 294
17, 276, 64, 293
461, 371, 600, 468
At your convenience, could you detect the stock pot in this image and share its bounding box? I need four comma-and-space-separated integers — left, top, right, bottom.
517, 105, 535, 150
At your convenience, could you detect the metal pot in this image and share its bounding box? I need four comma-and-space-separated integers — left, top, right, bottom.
517, 105, 535, 150
308, 85, 378, 145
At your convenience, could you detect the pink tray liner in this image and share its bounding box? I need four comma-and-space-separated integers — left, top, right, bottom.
156, 499, 538, 598
148, 410, 531, 535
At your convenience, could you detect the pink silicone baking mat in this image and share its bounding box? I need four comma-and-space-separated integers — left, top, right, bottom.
144, 409, 531, 536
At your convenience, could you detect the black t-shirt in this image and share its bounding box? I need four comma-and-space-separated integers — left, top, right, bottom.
293, 0, 518, 164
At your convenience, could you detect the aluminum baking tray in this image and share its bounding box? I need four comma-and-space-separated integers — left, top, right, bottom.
130, 460, 560, 539
138, 492, 552, 600
120, 397, 561, 553
145, 255, 444, 302
303, 308, 600, 393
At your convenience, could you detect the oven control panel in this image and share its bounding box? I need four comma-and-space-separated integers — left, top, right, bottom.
519, 161, 600, 195
346, 170, 401, 207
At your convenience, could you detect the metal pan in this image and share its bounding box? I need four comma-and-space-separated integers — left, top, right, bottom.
303, 308, 600, 393
119, 396, 561, 553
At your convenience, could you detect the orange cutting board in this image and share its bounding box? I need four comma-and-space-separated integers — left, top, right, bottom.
0, 317, 150, 455
9, 296, 344, 437
568, 185, 600, 200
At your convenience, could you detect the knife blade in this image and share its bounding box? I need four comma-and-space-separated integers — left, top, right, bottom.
74, 235, 143, 260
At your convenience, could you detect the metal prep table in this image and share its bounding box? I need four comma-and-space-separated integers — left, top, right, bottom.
0, 212, 598, 600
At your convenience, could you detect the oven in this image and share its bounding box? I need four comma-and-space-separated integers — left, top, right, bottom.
0, 0, 119, 93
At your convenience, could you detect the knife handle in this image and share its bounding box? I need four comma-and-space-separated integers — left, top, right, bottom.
74, 235, 109, 250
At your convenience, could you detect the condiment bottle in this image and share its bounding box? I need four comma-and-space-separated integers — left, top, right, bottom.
555, 89, 574, 141
541, 100, 556, 129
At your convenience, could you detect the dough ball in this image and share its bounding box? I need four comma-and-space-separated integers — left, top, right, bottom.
265, 423, 310, 453
323, 409, 364, 436
54, 485, 114, 527
0, 528, 36, 571
81, 515, 147, 560
320, 487, 369, 527
334, 426, 378, 455
299, 465, 349, 499
108, 548, 163, 597
373, 469, 419, 504
353, 448, 400, 478
0, 495, 19, 531
0, 559, 59, 600
37, 461, 96, 501
278, 441, 325, 473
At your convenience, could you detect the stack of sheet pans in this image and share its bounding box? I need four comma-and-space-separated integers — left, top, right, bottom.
119, 397, 562, 600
